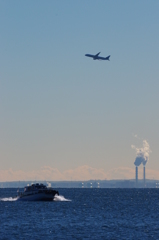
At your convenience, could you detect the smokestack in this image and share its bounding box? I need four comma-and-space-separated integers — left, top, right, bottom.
132, 139, 151, 188
135, 166, 138, 188
143, 166, 146, 188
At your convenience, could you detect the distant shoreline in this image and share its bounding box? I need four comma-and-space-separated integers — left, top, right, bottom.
1, 179, 159, 188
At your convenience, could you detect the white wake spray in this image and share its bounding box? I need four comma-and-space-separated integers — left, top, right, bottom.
0, 195, 71, 202
53, 194, 71, 202
0, 197, 19, 201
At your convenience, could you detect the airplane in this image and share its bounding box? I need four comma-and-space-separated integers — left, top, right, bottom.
85, 52, 110, 61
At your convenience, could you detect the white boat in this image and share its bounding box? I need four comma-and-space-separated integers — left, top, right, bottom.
17, 183, 59, 201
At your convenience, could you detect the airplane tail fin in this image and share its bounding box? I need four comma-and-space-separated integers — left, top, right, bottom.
106, 55, 110, 61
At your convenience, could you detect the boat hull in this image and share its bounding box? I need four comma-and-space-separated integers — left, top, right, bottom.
18, 193, 57, 201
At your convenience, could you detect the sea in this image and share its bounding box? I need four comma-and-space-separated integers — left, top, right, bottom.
0, 188, 159, 239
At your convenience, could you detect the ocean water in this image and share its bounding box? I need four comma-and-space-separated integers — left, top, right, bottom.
0, 188, 159, 239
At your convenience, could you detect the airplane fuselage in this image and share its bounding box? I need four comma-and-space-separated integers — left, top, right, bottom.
85, 53, 110, 61
85, 54, 99, 60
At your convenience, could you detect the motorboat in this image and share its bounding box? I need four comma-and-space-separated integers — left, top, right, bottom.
17, 183, 59, 201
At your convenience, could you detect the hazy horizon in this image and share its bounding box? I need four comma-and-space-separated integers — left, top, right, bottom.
1, 165, 159, 182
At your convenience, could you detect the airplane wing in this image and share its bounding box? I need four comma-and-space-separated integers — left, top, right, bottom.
95, 52, 100, 57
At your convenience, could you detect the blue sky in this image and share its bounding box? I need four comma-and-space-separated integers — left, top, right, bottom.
0, 1, 159, 180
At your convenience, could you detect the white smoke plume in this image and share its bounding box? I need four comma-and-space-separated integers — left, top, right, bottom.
131, 140, 151, 166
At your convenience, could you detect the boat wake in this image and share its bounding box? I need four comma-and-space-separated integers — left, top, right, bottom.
0, 197, 19, 201
0, 195, 70, 202
54, 194, 71, 202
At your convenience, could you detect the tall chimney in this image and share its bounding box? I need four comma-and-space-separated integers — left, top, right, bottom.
143, 166, 146, 188
135, 166, 138, 187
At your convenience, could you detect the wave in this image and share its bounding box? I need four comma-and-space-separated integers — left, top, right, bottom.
0, 197, 19, 201
53, 194, 71, 202
0, 195, 71, 202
